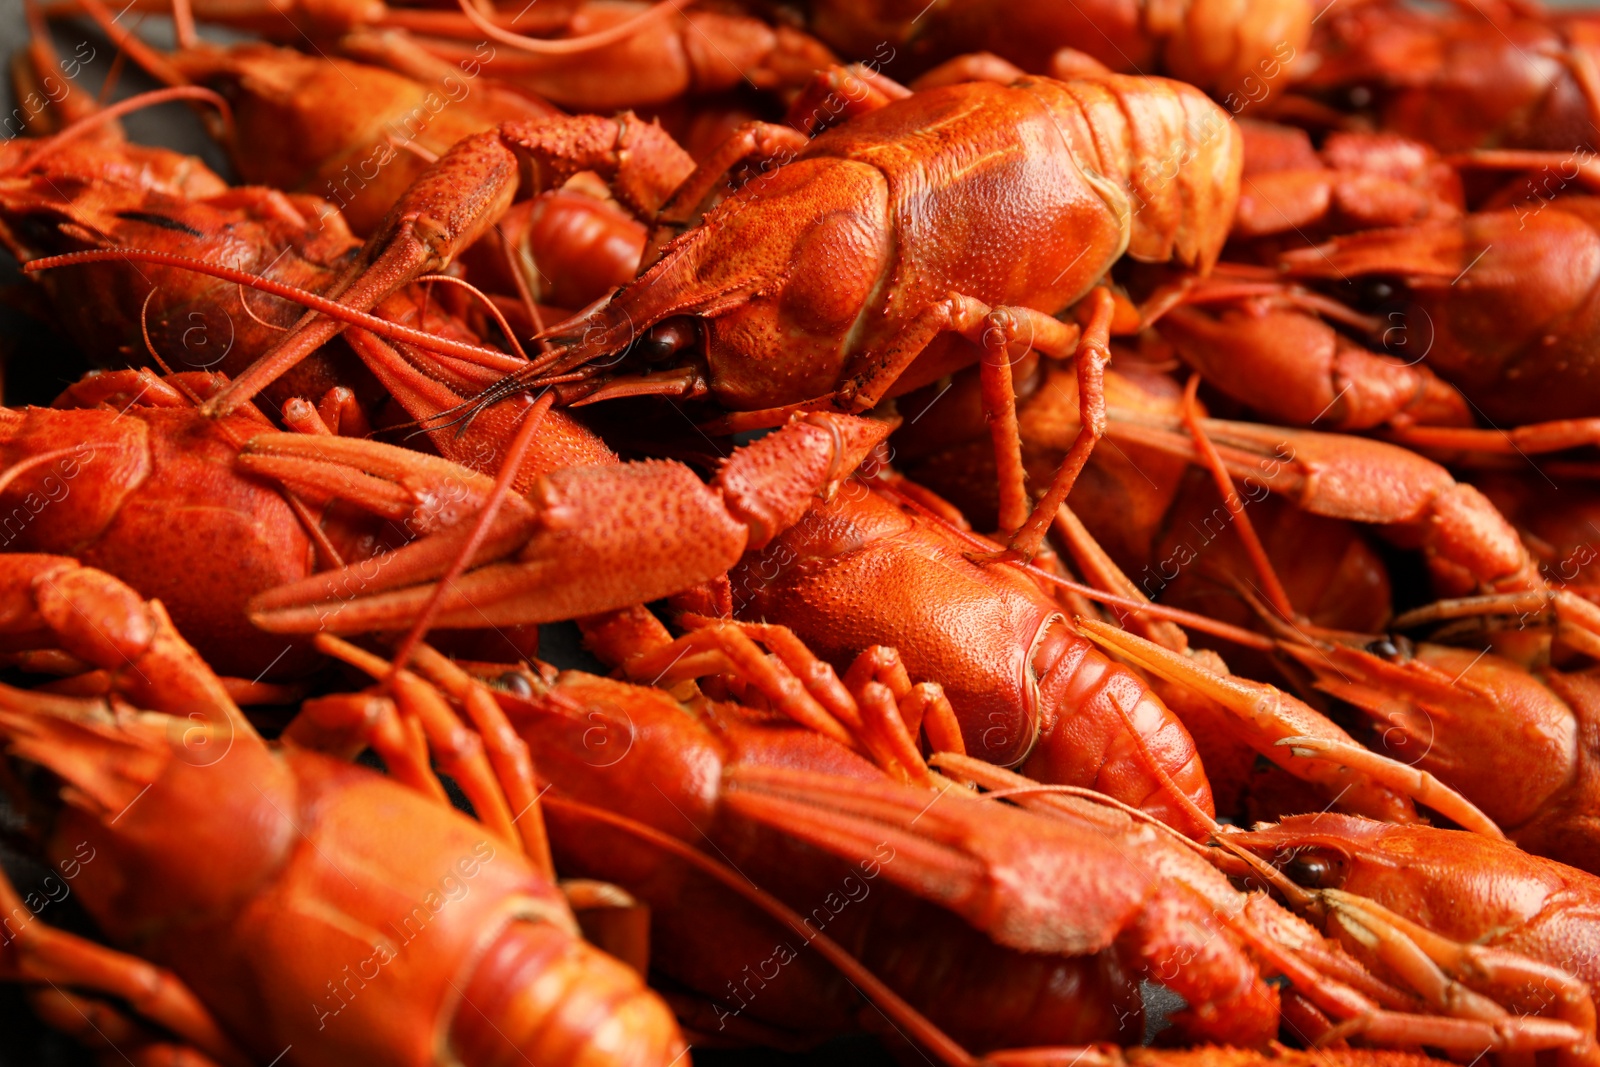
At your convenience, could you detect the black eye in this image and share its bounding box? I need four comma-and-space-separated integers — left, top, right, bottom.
1282, 852, 1343, 889
1354, 277, 1397, 310
1365, 637, 1402, 659
497, 671, 534, 698
638, 319, 697, 363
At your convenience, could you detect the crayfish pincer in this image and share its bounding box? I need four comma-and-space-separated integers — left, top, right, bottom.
240, 411, 892, 633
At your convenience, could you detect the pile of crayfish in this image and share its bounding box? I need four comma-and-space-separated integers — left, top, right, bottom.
10, 0, 1600, 1061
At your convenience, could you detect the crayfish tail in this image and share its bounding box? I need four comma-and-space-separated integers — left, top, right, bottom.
450, 919, 687, 1067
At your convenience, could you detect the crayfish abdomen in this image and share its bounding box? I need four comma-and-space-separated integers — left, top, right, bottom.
725, 475, 1215, 833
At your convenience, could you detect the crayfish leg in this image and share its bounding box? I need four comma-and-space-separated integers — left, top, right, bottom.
1074, 617, 1477, 828
1313, 889, 1600, 1066
840, 289, 1096, 564
1154, 294, 1473, 432
282, 688, 445, 794
0, 555, 252, 736
785, 63, 910, 137
632, 615, 944, 783
408, 642, 553, 868
1326, 889, 1596, 1027
313, 634, 526, 856
201, 113, 697, 417
996, 288, 1115, 563
644, 120, 811, 263
200, 127, 524, 418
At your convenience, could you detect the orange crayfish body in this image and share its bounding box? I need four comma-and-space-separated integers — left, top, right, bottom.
800, 0, 1310, 101
547, 75, 1241, 417
15, 701, 682, 1067
722, 476, 1215, 832
504, 667, 1141, 1053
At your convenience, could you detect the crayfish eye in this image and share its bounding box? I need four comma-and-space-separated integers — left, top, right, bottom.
1353, 277, 1397, 311
496, 671, 534, 698
1281, 851, 1344, 889
637, 318, 698, 363
1363, 639, 1401, 662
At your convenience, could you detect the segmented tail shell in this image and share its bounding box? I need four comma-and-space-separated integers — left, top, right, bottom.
1032, 74, 1243, 273
450, 919, 688, 1067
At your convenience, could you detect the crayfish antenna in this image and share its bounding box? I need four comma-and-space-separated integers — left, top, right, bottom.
1050, 504, 1192, 652
448, 0, 686, 55
1177, 373, 1297, 621
21, 249, 527, 373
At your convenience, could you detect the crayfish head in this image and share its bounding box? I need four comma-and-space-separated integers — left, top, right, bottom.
0, 697, 291, 935
541, 157, 892, 411
1227, 815, 1371, 894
